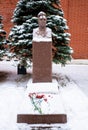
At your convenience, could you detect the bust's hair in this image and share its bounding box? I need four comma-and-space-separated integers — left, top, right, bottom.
38, 11, 46, 17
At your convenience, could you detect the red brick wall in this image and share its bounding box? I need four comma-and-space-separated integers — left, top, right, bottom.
0, 0, 18, 36
61, 0, 88, 59
0, 0, 88, 59
61, 0, 68, 19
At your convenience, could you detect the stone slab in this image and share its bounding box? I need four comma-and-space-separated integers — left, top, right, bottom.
17, 80, 67, 124
17, 114, 67, 124
33, 41, 52, 83
24, 81, 66, 114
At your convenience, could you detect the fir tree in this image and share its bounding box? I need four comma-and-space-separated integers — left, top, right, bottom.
0, 15, 7, 60
9, 0, 73, 66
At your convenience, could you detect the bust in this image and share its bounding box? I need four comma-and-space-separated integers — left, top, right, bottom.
33, 11, 52, 42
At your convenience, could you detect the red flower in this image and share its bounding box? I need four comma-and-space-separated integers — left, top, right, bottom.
28, 93, 48, 102
36, 94, 44, 99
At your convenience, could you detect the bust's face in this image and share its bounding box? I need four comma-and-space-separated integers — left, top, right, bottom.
38, 15, 47, 28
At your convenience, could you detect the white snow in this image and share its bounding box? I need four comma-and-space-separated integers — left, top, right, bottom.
32, 37, 52, 42
0, 60, 88, 130
26, 81, 58, 94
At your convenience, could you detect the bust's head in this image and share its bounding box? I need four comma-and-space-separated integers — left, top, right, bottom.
38, 11, 47, 28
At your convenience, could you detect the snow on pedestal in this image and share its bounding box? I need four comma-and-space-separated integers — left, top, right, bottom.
25, 81, 65, 114
26, 79, 58, 94
17, 80, 67, 124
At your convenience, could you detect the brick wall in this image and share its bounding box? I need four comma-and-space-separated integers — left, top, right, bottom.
0, 0, 18, 36
0, 0, 88, 59
61, 0, 88, 59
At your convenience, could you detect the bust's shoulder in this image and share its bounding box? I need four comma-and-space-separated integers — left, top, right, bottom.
46, 27, 51, 31
46, 27, 52, 35
46, 28, 52, 34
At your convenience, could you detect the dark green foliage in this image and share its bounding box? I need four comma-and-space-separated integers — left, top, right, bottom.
9, 0, 73, 66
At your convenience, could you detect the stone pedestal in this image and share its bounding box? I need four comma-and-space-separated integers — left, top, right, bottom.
17, 114, 67, 124
17, 81, 67, 124
33, 41, 52, 83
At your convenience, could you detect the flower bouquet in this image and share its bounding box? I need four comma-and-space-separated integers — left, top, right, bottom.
28, 93, 52, 114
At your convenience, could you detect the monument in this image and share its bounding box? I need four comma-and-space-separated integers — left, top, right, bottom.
32, 11, 52, 83
17, 11, 67, 126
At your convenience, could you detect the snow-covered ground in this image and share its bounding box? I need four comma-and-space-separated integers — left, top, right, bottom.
0, 60, 88, 130
53, 63, 88, 97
